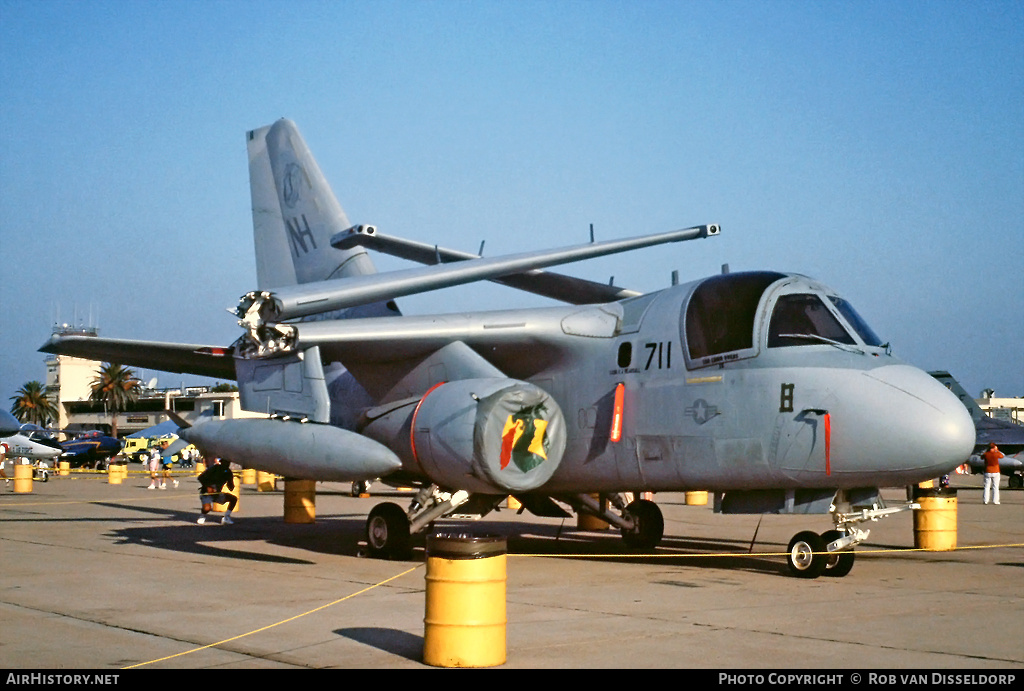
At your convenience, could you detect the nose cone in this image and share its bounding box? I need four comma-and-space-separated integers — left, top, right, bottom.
860, 365, 975, 480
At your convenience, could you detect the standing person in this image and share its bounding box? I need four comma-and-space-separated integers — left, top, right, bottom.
196, 457, 236, 525
146, 443, 161, 490
982, 442, 1004, 505
159, 440, 178, 489
1, 443, 8, 488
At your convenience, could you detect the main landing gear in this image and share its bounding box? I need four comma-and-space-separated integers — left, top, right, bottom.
361, 487, 668, 559
363, 485, 476, 560
568, 493, 665, 549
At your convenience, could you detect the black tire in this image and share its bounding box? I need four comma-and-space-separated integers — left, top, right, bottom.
365, 502, 411, 560
620, 499, 664, 549
787, 530, 827, 579
820, 530, 855, 578
1009, 474, 1022, 490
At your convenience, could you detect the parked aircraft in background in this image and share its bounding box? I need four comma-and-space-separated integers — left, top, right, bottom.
930, 371, 1024, 487
41, 119, 974, 578
1, 424, 63, 462
1, 410, 21, 437
59, 431, 123, 469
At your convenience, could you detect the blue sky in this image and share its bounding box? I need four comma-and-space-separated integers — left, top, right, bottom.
1, 0, 1022, 406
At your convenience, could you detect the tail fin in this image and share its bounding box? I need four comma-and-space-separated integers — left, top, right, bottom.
247, 119, 378, 289
929, 371, 984, 421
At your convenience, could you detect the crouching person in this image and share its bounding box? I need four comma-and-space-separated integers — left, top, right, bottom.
197, 457, 236, 525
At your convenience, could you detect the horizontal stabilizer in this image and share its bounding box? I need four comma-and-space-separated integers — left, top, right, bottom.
333, 226, 641, 304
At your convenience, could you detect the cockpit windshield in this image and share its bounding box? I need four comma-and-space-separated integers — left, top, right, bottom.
768, 294, 855, 347
828, 296, 884, 347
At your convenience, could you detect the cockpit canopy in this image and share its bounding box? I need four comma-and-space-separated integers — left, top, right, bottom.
682, 271, 884, 370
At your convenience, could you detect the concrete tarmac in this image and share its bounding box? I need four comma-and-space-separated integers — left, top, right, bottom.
1, 469, 1021, 670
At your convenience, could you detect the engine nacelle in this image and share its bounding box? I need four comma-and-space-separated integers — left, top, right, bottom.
362, 378, 567, 494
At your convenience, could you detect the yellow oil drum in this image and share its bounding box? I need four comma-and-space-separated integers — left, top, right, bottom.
59, 461, 70, 477
13, 463, 32, 493
212, 473, 240, 514
257, 471, 277, 492
577, 494, 609, 530
241, 468, 256, 485
424, 533, 507, 668
108, 463, 126, 485
685, 490, 708, 505
913, 488, 957, 551
284, 479, 316, 524
194, 462, 206, 476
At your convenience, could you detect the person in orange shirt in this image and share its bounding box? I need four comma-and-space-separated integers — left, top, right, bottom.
982, 443, 1004, 505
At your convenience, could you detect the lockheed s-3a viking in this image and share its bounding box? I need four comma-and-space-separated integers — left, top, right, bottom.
40, 120, 975, 579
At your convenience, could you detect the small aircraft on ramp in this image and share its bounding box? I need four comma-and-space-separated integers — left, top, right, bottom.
41, 119, 974, 578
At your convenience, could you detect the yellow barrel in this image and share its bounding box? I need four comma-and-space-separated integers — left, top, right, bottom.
241, 468, 256, 485
108, 463, 125, 485
59, 461, 69, 477
577, 494, 609, 530
257, 471, 277, 492
212, 473, 240, 514
13, 463, 32, 493
284, 479, 316, 524
913, 488, 957, 551
685, 490, 708, 505
424, 533, 507, 668
194, 462, 206, 476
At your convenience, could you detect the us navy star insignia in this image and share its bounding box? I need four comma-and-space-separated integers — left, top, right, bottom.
685, 399, 719, 424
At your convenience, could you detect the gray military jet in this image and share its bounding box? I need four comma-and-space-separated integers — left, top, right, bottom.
930, 371, 1024, 487
41, 120, 975, 578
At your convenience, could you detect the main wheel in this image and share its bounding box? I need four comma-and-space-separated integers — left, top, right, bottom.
820, 529, 855, 578
620, 499, 664, 549
787, 531, 827, 579
365, 502, 411, 560
1009, 474, 1022, 489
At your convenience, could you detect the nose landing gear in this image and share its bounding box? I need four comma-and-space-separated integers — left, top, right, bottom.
786, 492, 917, 579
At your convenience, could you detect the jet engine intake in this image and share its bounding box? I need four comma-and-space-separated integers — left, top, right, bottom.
363, 378, 567, 494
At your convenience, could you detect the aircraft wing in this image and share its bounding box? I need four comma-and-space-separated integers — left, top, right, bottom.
243, 224, 718, 324
38, 336, 236, 380
332, 227, 641, 305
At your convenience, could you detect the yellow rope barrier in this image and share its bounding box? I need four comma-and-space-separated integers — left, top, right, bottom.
511, 543, 1024, 559
123, 564, 424, 669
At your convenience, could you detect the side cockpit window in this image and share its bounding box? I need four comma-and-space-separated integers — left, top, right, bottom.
685, 272, 784, 365
768, 294, 855, 347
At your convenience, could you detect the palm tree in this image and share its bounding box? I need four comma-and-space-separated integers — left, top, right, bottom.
89, 363, 140, 438
10, 381, 58, 427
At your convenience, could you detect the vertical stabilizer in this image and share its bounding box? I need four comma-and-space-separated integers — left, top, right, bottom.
930, 371, 984, 422
248, 125, 296, 289
247, 118, 379, 289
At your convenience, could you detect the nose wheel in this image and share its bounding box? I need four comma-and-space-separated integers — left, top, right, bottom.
787, 531, 828, 578
820, 529, 856, 577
